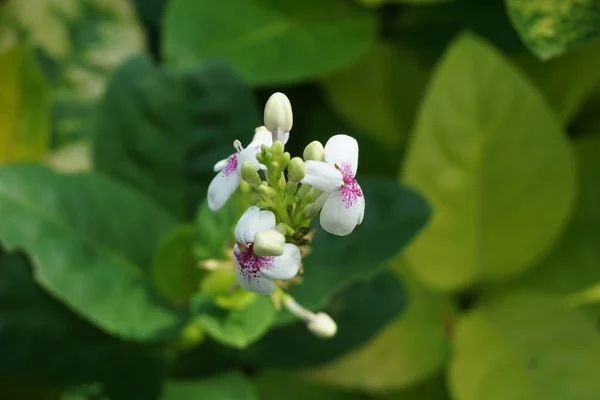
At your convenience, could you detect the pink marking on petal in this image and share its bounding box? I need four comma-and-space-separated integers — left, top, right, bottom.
223, 154, 238, 176
234, 243, 275, 281
337, 161, 363, 208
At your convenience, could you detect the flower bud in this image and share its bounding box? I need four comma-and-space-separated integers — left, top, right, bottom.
271, 140, 284, 156
264, 92, 293, 137
257, 182, 277, 198
253, 229, 285, 257
307, 312, 337, 338
288, 157, 305, 181
241, 160, 260, 185
303, 141, 325, 161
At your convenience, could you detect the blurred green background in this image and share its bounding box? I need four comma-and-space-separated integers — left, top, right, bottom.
1, 0, 600, 399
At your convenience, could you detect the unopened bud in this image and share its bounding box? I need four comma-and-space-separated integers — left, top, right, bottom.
264, 92, 293, 138
241, 160, 260, 184
307, 312, 337, 338
253, 229, 285, 256
271, 140, 284, 156
288, 157, 305, 181
257, 183, 277, 198
303, 141, 325, 161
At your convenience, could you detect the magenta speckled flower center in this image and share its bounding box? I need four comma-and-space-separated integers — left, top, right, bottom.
337, 161, 363, 208
234, 243, 275, 280
223, 154, 238, 176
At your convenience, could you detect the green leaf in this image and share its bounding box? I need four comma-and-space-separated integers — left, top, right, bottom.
195, 196, 245, 261
302, 261, 455, 391
402, 33, 576, 291
198, 295, 276, 349
490, 136, 600, 306
241, 270, 406, 367
163, 0, 377, 85
151, 224, 201, 307
162, 372, 258, 400
357, 0, 453, 6
321, 41, 429, 148
0, 163, 186, 341
92, 56, 260, 220
449, 291, 600, 400
506, 0, 600, 60
0, 0, 146, 144
0, 44, 50, 163
280, 178, 430, 324
514, 40, 600, 123
0, 251, 166, 399
382, 373, 452, 400
253, 371, 362, 400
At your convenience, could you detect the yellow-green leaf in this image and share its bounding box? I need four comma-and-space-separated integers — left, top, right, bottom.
450, 291, 600, 400
506, 0, 600, 59
403, 33, 576, 291
321, 41, 429, 148
0, 44, 50, 163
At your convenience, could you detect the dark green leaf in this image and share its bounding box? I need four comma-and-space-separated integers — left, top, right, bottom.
151, 224, 201, 307
253, 371, 362, 400
506, 0, 600, 60
0, 163, 186, 341
241, 271, 406, 367
163, 0, 377, 85
161, 372, 258, 400
0, 251, 166, 399
92, 56, 260, 220
280, 178, 430, 324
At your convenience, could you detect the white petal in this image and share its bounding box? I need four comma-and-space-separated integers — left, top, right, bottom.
235, 260, 274, 295
319, 181, 365, 236
302, 161, 343, 193
261, 243, 301, 280
282, 131, 290, 145
234, 206, 260, 243
249, 127, 273, 148
357, 196, 366, 225
256, 210, 277, 232
213, 158, 228, 172
325, 134, 359, 176
207, 168, 241, 211
238, 145, 262, 169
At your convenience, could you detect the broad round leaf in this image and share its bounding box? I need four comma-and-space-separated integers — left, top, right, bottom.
0, 163, 186, 340
92, 56, 259, 220
403, 33, 576, 291
0, 44, 50, 163
449, 291, 600, 400
163, 0, 377, 85
507, 0, 600, 60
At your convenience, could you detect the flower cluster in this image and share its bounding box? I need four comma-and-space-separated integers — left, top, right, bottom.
206, 92, 365, 337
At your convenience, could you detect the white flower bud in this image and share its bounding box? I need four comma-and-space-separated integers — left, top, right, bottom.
253, 229, 285, 257
264, 92, 293, 138
303, 141, 325, 161
307, 312, 337, 339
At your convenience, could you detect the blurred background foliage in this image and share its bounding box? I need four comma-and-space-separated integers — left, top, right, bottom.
1, 0, 600, 399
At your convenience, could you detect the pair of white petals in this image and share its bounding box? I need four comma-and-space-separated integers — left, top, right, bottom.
302, 134, 365, 236
233, 206, 301, 294
207, 129, 289, 211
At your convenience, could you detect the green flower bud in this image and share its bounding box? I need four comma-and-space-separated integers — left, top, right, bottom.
288, 157, 305, 181
303, 141, 325, 161
241, 160, 260, 185
264, 92, 293, 136
257, 182, 277, 198
253, 229, 285, 257
271, 140, 284, 156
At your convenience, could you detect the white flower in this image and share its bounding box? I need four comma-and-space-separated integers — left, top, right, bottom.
207, 129, 272, 211
302, 134, 365, 236
233, 206, 301, 294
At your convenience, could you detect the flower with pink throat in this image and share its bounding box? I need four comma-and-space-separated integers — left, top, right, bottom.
302, 134, 365, 236
233, 206, 301, 294
207, 128, 273, 211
